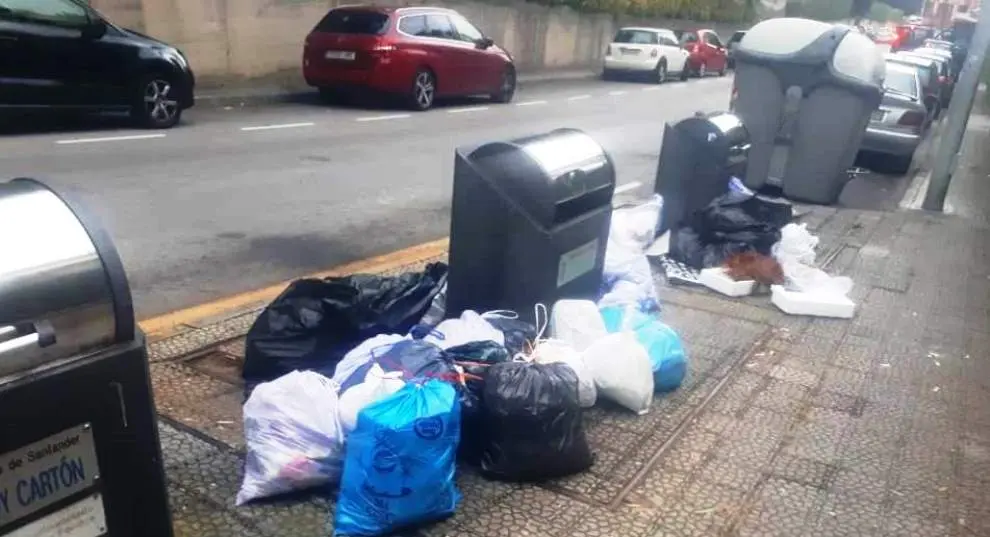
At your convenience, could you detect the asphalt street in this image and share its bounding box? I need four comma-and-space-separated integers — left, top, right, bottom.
0, 74, 914, 318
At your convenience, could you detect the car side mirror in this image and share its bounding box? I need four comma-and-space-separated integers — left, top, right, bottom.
81, 18, 107, 40
476, 37, 494, 49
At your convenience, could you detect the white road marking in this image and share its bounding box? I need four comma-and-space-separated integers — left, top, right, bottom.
515, 100, 547, 107
613, 181, 642, 195
447, 106, 490, 114
608, 90, 628, 96
567, 94, 592, 101
355, 114, 412, 122
55, 133, 166, 145
240, 122, 315, 132
642, 86, 663, 91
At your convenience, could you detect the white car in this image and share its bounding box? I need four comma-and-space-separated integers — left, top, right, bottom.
603, 27, 691, 83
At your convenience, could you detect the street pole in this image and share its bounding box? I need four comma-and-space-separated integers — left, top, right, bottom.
923, 8, 990, 210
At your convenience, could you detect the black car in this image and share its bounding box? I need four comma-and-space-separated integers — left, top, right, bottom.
0, 0, 194, 128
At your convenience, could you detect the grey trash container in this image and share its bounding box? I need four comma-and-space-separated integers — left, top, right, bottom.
447, 129, 615, 324
0, 178, 173, 537
732, 18, 885, 204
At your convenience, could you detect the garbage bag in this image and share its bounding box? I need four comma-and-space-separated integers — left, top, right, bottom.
237, 371, 344, 506
669, 191, 792, 270
530, 339, 597, 408
582, 332, 654, 414
340, 339, 456, 392
331, 334, 407, 387
422, 310, 505, 350
408, 280, 449, 339
481, 312, 537, 355
600, 306, 688, 393
599, 197, 663, 314
771, 223, 854, 298
243, 263, 448, 397
479, 361, 594, 481
550, 299, 608, 353
333, 380, 461, 536
338, 364, 406, 433
445, 341, 512, 464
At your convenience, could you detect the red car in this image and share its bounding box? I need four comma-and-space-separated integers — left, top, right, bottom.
675, 29, 728, 77
303, 6, 516, 110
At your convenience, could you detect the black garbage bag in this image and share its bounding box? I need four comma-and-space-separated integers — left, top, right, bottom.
445, 341, 513, 464
340, 339, 457, 391
483, 315, 537, 355
242, 262, 448, 397
479, 361, 594, 482
669, 191, 792, 270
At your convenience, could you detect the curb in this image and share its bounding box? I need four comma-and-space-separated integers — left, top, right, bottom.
195, 70, 599, 108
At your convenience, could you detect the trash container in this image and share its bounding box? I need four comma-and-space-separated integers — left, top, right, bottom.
654, 111, 751, 236
732, 18, 885, 204
0, 178, 173, 537
447, 129, 616, 323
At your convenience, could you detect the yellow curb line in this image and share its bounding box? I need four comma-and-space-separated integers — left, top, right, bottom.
139, 238, 449, 340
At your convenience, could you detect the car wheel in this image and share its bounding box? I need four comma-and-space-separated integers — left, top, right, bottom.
409, 69, 436, 111
132, 75, 182, 129
886, 154, 913, 175
653, 61, 667, 84
718, 63, 727, 77
318, 87, 341, 103
697, 62, 707, 78
679, 67, 689, 81
491, 66, 516, 103
602, 68, 615, 81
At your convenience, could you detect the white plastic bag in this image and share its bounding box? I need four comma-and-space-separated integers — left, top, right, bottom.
772, 223, 854, 298
550, 299, 608, 352
582, 332, 654, 414
422, 310, 505, 350
331, 334, 406, 386
609, 195, 663, 251
600, 196, 663, 313
338, 364, 406, 433
530, 339, 598, 408
237, 371, 344, 506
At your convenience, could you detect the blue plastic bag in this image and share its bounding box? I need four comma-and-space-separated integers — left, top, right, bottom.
333, 380, 461, 536
599, 306, 687, 393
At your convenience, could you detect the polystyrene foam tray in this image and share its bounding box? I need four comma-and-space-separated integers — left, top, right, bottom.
771, 285, 856, 319
699, 267, 756, 297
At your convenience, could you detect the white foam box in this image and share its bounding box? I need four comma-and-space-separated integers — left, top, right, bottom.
699, 267, 756, 297
770, 285, 856, 319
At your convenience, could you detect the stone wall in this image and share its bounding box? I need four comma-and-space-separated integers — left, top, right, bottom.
89, 0, 784, 84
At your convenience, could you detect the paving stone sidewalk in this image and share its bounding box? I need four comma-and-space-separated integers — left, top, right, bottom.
151, 135, 990, 537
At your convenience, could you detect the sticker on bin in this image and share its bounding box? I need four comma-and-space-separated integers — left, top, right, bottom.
0, 424, 101, 531
325, 50, 356, 60
557, 239, 599, 288
6, 493, 106, 537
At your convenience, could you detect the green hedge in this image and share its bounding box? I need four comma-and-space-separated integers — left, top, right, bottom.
530, 0, 754, 21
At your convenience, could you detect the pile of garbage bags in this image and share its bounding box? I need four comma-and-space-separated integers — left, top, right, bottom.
236, 256, 688, 536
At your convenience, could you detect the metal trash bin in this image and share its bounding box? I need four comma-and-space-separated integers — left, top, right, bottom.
654, 111, 751, 236
0, 178, 172, 537
447, 129, 616, 323
732, 18, 885, 204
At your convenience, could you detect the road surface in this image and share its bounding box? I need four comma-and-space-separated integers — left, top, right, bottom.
0, 75, 911, 318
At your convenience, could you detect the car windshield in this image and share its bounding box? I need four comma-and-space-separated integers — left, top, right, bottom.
884, 67, 918, 99
315, 9, 389, 34
613, 29, 657, 45
729, 32, 745, 43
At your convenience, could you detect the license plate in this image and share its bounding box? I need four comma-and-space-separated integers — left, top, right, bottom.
0, 424, 101, 531
871, 110, 886, 121
325, 50, 356, 61
620, 48, 639, 55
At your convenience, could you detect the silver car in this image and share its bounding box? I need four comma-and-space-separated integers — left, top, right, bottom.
860, 62, 930, 174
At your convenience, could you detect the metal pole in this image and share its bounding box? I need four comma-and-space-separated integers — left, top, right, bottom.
923, 9, 990, 210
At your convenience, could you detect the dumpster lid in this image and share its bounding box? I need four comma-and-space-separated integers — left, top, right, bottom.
738, 18, 884, 88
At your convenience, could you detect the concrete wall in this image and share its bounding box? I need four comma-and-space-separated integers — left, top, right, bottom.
90, 0, 782, 84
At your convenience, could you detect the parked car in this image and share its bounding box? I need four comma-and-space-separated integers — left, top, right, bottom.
602, 27, 690, 83
674, 29, 728, 77
0, 0, 195, 128
898, 50, 954, 106
726, 30, 746, 69
302, 6, 515, 111
886, 54, 943, 118
860, 62, 930, 174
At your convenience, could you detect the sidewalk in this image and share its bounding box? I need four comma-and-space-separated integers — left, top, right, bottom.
151, 121, 990, 537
